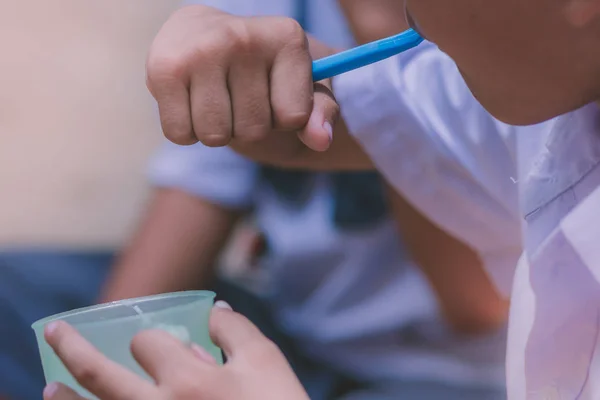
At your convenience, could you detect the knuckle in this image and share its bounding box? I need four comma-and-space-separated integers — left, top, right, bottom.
160, 120, 197, 146
223, 19, 253, 53
276, 18, 307, 49
192, 103, 232, 147
70, 364, 102, 389
164, 131, 198, 146
198, 132, 231, 147
147, 52, 188, 85
275, 109, 311, 131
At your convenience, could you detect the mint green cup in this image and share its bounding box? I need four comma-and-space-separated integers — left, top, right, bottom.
32, 291, 221, 398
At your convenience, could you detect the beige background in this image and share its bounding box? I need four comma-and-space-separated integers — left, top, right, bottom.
0, 1, 179, 249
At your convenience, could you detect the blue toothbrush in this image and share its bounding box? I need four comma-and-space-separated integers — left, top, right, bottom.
312, 28, 424, 82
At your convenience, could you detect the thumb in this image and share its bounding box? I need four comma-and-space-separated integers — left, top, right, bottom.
43, 383, 88, 400
297, 81, 340, 152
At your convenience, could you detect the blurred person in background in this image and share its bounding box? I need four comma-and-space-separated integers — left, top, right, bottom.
100, 1, 510, 398
0, 1, 177, 399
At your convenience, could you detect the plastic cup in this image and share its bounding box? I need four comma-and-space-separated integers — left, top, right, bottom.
32, 291, 221, 397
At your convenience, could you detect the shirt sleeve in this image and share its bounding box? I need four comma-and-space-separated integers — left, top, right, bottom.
148, 141, 259, 210
179, 0, 291, 18
334, 43, 521, 295
179, 0, 245, 13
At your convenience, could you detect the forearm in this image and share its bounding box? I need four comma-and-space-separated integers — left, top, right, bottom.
99, 188, 240, 303
386, 184, 509, 334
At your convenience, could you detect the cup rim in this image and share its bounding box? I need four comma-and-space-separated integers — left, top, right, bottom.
31, 290, 216, 330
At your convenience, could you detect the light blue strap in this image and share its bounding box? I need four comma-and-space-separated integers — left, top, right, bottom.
295, 0, 308, 30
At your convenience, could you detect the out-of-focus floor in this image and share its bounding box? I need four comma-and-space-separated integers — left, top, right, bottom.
0, 1, 179, 249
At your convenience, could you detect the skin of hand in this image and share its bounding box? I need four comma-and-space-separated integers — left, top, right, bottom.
146, 5, 337, 155
99, 189, 240, 303
42, 303, 309, 400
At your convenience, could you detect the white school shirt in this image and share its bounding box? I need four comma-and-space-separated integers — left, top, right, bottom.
335, 42, 600, 399
150, 0, 507, 388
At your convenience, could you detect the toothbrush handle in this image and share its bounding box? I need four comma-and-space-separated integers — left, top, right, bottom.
311, 28, 423, 82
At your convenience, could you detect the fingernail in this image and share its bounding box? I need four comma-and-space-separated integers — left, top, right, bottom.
45, 321, 60, 336
323, 121, 333, 142
43, 383, 59, 398
214, 300, 232, 311
191, 344, 218, 364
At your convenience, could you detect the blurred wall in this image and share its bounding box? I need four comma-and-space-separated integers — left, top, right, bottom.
0, 1, 179, 249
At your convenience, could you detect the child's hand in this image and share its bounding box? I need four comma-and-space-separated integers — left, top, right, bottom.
146, 5, 338, 153
42, 304, 309, 400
